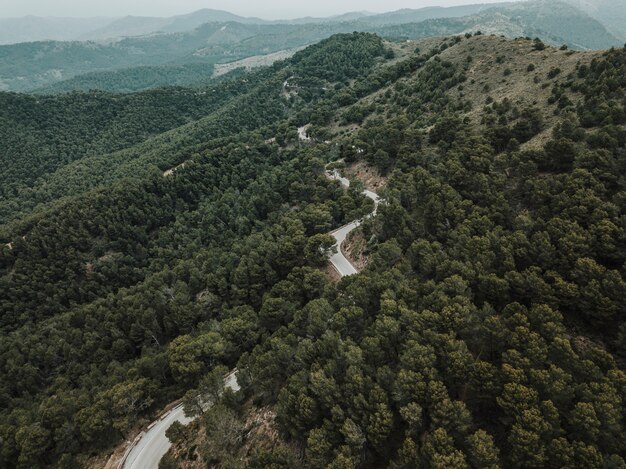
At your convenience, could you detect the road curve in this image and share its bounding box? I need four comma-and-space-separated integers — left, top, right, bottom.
327, 169, 380, 277
123, 371, 240, 469
123, 167, 375, 467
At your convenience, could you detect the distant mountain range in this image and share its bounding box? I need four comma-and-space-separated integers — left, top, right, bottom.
404, 0, 621, 50
561, 0, 626, 40
78, 9, 267, 42
0, 1, 622, 93
352, 3, 513, 26
1, 2, 621, 45
0, 8, 374, 44
0, 16, 116, 44
0, 1, 592, 44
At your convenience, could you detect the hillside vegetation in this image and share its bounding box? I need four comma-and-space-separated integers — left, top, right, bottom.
0, 32, 625, 469
168, 35, 626, 468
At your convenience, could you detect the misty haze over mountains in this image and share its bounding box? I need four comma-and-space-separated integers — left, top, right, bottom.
0, 0, 623, 93
0, 0, 624, 45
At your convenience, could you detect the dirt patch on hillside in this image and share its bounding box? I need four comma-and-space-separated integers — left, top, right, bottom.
343, 160, 387, 192
163, 162, 186, 177
343, 230, 369, 271
322, 262, 342, 282
213, 48, 305, 77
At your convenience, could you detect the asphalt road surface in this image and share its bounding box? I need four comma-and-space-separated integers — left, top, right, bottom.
124, 372, 240, 469
125, 167, 377, 467
327, 169, 380, 277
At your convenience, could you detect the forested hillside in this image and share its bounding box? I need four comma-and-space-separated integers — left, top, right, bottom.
377, 0, 621, 51
0, 31, 625, 469
0, 77, 252, 208
164, 35, 626, 468
0, 33, 388, 468
33, 63, 217, 94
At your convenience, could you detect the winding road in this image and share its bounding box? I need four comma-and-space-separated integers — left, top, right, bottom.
121, 166, 378, 468
327, 169, 381, 277
122, 372, 240, 469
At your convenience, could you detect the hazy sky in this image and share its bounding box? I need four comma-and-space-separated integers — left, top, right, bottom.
1, 0, 511, 19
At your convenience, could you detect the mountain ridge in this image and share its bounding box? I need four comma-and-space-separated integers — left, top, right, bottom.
0, 1, 620, 93
2, 1, 622, 45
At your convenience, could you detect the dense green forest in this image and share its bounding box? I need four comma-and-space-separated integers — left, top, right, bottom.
0, 77, 253, 205
165, 36, 626, 468
0, 33, 388, 467
0, 31, 625, 469
33, 63, 218, 94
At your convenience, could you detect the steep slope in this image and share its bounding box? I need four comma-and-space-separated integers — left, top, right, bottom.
1, 31, 625, 469
377, 0, 621, 50
0, 33, 388, 468
160, 35, 626, 468
0, 32, 393, 227
489, 0, 622, 49
0, 73, 255, 218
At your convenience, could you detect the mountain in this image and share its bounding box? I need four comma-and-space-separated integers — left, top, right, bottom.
562, 0, 626, 40
0, 22, 361, 92
82, 9, 267, 41
376, 0, 621, 50
489, 0, 622, 49
1, 30, 625, 468
0, 9, 266, 45
0, 1, 620, 93
2, 1, 623, 46
326, 11, 374, 22
357, 2, 512, 25
0, 8, 374, 45
0, 22, 274, 91
0, 16, 117, 45
356, 0, 622, 50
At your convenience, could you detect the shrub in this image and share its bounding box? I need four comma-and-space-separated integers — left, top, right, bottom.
548, 67, 561, 79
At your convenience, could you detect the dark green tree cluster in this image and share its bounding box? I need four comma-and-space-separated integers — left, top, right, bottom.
2, 33, 626, 469
0, 33, 387, 468
234, 46, 626, 468
35, 63, 217, 94
0, 75, 256, 204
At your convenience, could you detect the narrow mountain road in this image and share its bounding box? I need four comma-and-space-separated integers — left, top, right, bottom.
327, 169, 381, 277
121, 166, 375, 468
122, 371, 239, 469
